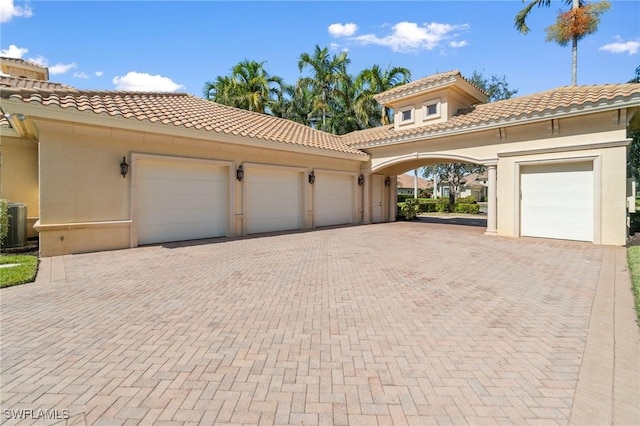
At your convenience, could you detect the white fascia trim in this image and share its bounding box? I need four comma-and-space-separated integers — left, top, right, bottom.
0, 100, 370, 162
352, 97, 640, 149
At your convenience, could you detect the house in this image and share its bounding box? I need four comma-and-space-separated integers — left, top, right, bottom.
436, 172, 488, 202
396, 173, 432, 197
1, 58, 639, 255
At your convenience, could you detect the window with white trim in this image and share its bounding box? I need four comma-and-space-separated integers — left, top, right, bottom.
422, 99, 441, 121
400, 108, 413, 123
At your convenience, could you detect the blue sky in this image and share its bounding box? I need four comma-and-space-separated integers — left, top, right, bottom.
1, 0, 639, 97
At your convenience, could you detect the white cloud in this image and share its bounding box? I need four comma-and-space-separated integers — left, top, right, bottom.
450, 40, 468, 48
28, 55, 46, 66
73, 71, 89, 79
49, 62, 76, 75
328, 22, 358, 38
353, 21, 470, 53
329, 42, 341, 51
95, 71, 103, 77
112, 71, 184, 92
599, 38, 640, 55
0, 43, 28, 58
0, 0, 33, 23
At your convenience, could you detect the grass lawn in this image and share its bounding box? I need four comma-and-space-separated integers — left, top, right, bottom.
626, 246, 640, 324
0, 255, 39, 288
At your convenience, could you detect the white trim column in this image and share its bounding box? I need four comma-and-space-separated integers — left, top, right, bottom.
389, 176, 397, 221
362, 172, 371, 224
485, 163, 497, 235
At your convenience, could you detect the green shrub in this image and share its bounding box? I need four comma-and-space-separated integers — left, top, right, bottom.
0, 199, 8, 247
458, 195, 478, 204
631, 212, 640, 234
454, 202, 480, 214
397, 194, 412, 203
436, 198, 451, 212
400, 198, 419, 220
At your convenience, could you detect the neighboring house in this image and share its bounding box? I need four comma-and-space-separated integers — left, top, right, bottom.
1, 59, 639, 255
436, 172, 488, 202
396, 173, 432, 197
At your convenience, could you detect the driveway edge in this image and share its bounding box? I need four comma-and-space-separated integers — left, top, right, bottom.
570, 246, 640, 425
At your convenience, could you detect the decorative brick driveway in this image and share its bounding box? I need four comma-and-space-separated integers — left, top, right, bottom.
1, 221, 638, 425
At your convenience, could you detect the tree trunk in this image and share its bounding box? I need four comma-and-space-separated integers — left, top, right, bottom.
571, 0, 579, 85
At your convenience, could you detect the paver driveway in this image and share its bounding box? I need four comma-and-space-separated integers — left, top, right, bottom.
1, 221, 638, 425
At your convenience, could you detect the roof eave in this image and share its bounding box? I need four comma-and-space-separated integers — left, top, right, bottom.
349, 97, 640, 149
0, 99, 369, 161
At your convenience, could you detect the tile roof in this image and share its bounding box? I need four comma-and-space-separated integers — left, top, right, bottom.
374, 70, 487, 103
0, 57, 48, 71
397, 173, 432, 189
0, 76, 75, 91
344, 83, 640, 147
0, 82, 367, 156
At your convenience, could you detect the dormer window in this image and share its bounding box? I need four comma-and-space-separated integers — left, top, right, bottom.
399, 107, 414, 125
423, 99, 441, 121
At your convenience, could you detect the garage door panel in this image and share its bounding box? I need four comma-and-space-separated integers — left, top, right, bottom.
136, 158, 228, 245
246, 168, 303, 234
520, 162, 594, 242
314, 173, 354, 227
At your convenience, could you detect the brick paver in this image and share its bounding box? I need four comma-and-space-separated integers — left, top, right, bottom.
1, 221, 638, 425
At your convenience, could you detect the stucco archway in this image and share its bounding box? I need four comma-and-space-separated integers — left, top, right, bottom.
360, 152, 498, 235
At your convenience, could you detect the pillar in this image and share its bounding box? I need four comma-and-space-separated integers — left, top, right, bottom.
485, 163, 497, 235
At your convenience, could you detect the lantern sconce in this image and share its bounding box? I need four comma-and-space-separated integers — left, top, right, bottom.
120, 156, 129, 178
308, 170, 316, 184
358, 174, 364, 186
236, 165, 244, 181
384, 176, 391, 187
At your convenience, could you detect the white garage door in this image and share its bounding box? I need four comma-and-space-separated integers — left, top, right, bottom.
136, 158, 228, 245
245, 168, 303, 234
520, 162, 594, 242
314, 172, 354, 227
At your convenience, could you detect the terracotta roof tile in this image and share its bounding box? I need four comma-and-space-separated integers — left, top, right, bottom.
0, 85, 367, 156
0, 76, 75, 91
0, 57, 48, 71
344, 83, 640, 147
374, 70, 487, 103
397, 173, 432, 189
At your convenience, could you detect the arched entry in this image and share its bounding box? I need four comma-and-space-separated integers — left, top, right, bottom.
361, 152, 498, 235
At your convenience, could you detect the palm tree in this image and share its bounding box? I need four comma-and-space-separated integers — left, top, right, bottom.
203, 75, 235, 103
355, 65, 411, 126
297, 45, 351, 130
515, 0, 609, 85
203, 60, 284, 114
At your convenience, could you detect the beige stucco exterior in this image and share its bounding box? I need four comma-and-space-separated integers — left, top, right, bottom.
0, 132, 39, 238
1, 68, 638, 256
28, 117, 365, 256
363, 109, 633, 246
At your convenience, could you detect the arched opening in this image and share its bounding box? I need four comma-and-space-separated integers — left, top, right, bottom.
364, 153, 496, 232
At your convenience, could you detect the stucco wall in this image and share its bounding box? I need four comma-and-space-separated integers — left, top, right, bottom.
34, 119, 365, 256
496, 145, 628, 245
0, 135, 39, 238
366, 110, 631, 246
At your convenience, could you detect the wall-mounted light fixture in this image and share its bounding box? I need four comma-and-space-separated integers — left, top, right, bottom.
358, 174, 364, 186
236, 165, 244, 181
308, 170, 316, 184
384, 177, 391, 187
120, 156, 129, 178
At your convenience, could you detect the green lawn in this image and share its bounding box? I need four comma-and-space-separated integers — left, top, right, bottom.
0, 255, 39, 288
626, 247, 640, 325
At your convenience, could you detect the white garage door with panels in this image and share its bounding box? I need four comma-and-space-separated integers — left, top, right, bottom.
245, 166, 303, 234
520, 161, 594, 242
314, 172, 355, 227
135, 157, 228, 245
